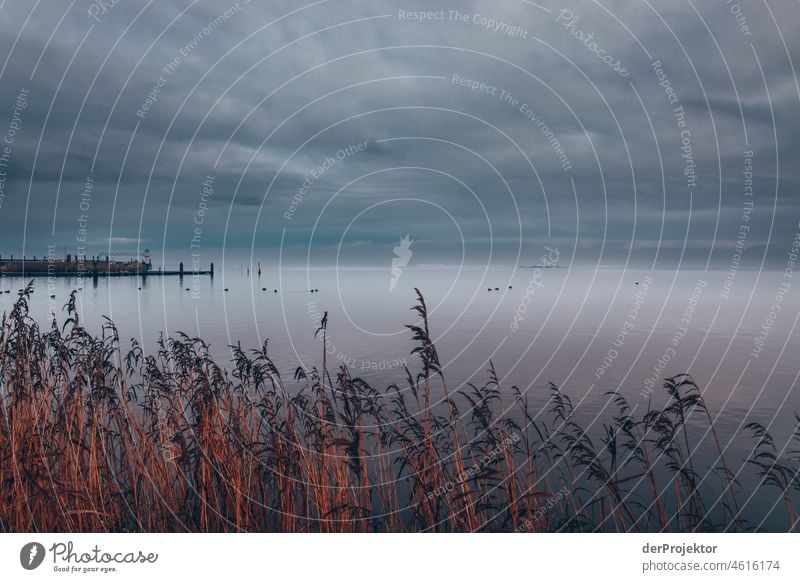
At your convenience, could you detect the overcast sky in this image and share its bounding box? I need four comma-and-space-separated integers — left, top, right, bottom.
0, 0, 797, 268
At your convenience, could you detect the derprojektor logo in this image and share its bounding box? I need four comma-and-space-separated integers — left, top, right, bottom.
20, 542, 46, 570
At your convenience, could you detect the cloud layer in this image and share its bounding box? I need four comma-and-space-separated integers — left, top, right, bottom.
0, 0, 798, 269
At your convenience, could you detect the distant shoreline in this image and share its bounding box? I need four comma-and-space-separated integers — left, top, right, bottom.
518, 265, 566, 269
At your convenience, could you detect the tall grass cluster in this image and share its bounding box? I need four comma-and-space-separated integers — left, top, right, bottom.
1, 285, 798, 532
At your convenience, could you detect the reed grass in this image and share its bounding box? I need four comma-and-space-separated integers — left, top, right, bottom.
0, 284, 798, 532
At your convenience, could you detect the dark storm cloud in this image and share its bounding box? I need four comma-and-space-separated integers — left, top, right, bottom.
0, 0, 798, 267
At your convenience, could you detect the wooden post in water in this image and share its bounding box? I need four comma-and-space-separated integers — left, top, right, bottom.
210, 262, 214, 278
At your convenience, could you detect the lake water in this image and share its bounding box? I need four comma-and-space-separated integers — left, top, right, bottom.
2, 265, 799, 516
3, 266, 798, 420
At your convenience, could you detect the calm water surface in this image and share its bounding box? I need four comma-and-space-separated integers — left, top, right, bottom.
3, 266, 799, 481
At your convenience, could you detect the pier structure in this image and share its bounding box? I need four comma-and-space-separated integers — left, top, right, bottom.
0, 252, 214, 278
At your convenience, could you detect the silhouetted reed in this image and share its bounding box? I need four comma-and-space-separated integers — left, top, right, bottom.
0, 283, 797, 532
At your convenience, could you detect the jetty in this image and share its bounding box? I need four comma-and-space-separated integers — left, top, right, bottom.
0, 254, 213, 278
